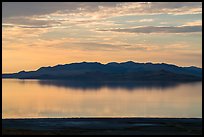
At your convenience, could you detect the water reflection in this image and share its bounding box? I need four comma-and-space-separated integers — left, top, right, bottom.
36, 80, 199, 91
2, 79, 202, 118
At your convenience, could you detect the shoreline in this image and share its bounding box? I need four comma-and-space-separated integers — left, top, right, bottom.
2, 118, 202, 135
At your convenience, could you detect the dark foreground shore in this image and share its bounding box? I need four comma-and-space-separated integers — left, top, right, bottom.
2, 118, 202, 135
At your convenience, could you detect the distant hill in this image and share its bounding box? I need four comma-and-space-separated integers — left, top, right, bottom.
2, 61, 202, 81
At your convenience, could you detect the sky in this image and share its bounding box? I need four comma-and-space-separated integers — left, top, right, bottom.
2, 2, 202, 73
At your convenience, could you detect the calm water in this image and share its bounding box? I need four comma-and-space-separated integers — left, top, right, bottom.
2, 79, 202, 118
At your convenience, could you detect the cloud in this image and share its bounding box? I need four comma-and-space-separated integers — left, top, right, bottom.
2, 16, 62, 28
2, 2, 201, 20
2, 2, 121, 18
48, 41, 157, 52
2, 27, 49, 40
63, 2, 202, 18
139, 19, 154, 22
2, 24, 14, 28
182, 20, 202, 26
2, 2, 201, 31
47, 41, 132, 51
126, 19, 154, 23
98, 25, 202, 34
148, 2, 201, 9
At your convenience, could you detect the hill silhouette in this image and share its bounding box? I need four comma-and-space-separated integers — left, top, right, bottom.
2, 61, 202, 81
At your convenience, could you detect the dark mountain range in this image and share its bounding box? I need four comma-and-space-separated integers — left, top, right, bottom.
2, 61, 202, 81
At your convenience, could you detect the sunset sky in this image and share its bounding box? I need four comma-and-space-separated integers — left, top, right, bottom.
2, 2, 202, 73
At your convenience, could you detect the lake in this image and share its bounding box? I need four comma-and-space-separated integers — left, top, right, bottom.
2, 79, 202, 118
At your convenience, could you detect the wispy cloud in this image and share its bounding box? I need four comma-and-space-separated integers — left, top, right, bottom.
98, 25, 202, 34
182, 20, 202, 26
126, 19, 154, 23
2, 16, 62, 29
2, 2, 202, 28
138, 19, 154, 22
3, 2, 201, 19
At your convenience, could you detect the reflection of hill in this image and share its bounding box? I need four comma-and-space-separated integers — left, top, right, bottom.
37, 80, 199, 91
